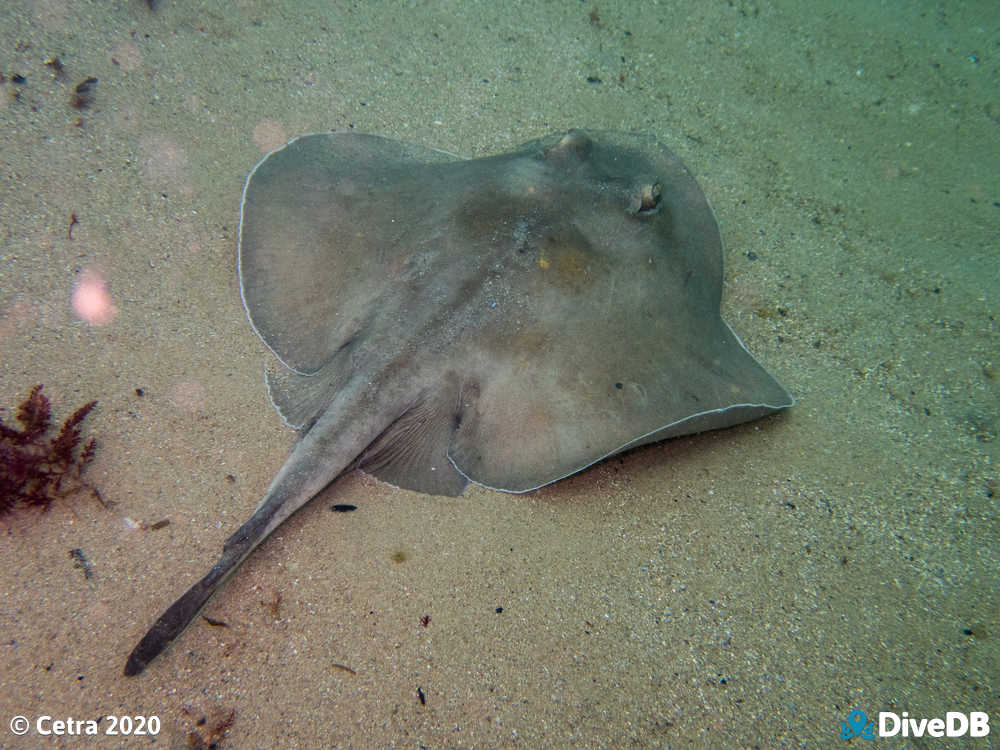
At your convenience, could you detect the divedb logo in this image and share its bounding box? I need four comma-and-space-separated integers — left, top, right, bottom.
840, 709, 990, 740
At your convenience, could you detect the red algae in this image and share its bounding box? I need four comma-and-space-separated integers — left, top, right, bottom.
0, 384, 103, 515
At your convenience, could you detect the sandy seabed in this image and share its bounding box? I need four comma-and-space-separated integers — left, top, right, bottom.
1, 1, 996, 747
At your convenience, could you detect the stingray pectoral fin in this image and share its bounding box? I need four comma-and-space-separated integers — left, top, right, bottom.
124, 540, 251, 676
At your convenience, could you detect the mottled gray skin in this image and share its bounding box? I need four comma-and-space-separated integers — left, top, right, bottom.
124, 131, 792, 676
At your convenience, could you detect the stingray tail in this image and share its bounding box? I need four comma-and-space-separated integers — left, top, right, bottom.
123, 533, 257, 677
123, 479, 300, 676
125, 374, 381, 676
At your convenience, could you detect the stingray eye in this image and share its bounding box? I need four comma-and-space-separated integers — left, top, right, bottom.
637, 183, 661, 213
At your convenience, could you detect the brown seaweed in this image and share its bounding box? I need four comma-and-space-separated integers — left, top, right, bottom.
0, 384, 103, 515
182, 705, 235, 750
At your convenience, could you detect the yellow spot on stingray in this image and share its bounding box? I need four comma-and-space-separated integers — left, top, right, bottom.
539, 256, 550, 269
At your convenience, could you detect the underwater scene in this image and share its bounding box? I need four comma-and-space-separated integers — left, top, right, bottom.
1, 0, 996, 747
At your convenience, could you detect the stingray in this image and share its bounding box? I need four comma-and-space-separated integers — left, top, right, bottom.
124, 130, 792, 676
